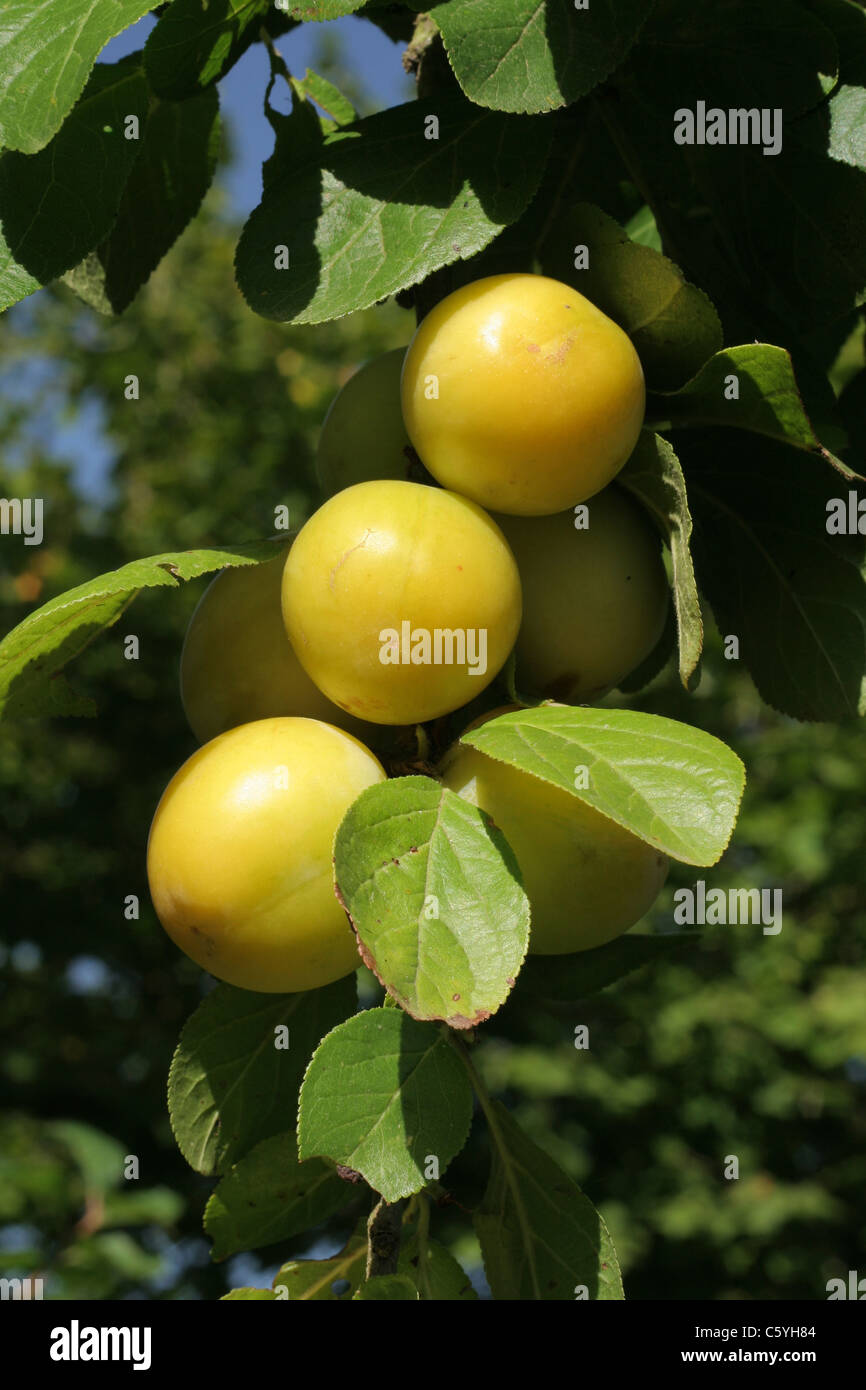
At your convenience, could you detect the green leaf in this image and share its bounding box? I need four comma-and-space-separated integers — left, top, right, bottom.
650, 345, 831, 455
63, 87, 220, 315
235, 89, 552, 324
0, 0, 154, 153
272, 1209, 476, 1299
394, 101, 619, 315
274, 1218, 368, 1300
519, 932, 703, 1000
295, 67, 357, 127
402, 1222, 477, 1300
624, 203, 661, 252
46, 1121, 124, 1191
168, 977, 356, 1176
822, 81, 866, 170
297, 1009, 473, 1203
618, 433, 703, 689
462, 705, 745, 867
637, 0, 837, 116
602, 4, 864, 338
77, 1231, 162, 1282
354, 1274, 418, 1300
839, 365, 866, 464
221, 1287, 278, 1300
204, 1131, 354, 1260
0, 57, 148, 313
287, 1, 365, 17
335, 777, 529, 1028
540, 202, 723, 391
144, 0, 274, 99
805, 0, 866, 170
431, 0, 654, 115
683, 429, 866, 721
101, 1186, 185, 1228
474, 1101, 623, 1299
0, 541, 277, 721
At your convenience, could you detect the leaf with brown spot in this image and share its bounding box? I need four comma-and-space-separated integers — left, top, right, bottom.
334, 777, 529, 1027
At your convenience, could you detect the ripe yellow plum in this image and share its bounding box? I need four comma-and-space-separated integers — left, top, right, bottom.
440, 731, 668, 954
180, 548, 375, 746
494, 485, 670, 703
281, 480, 522, 725
147, 717, 386, 992
316, 347, 412, 497
401, 273, 645, 515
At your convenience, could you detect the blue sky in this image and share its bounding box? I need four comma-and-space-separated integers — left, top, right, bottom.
4, 13, 414, 506
104, 11, 413, 218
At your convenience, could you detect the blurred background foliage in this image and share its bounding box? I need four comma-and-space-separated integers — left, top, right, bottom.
1, 39, 865, 1303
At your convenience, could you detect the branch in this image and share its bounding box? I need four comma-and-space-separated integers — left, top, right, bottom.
366, 1196, 408, 1279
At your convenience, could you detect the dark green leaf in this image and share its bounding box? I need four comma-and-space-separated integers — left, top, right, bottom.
600, 2, 864, 339
273, 1217, 368, 1299
403, 1224, 477, 1300
616, 600, 677, 694
475, 1101, 623, 1299
637, 0, 837, 116
519, 932, 703, 1000
684, 429, 866, 721
221, 1287, 278, 1300
0, 58, 148, 312
168, 977, 356, 1176
354, 1274, 418, 1299
540, 202, 722, 391
204, 1132, 354, 1259
144, 0, 273, 99
100, 1187, 185, 1228
64, 87, 221, 314
272, 1208, 477, 1299
839, 366, 866, 464
651, 345, 827, 453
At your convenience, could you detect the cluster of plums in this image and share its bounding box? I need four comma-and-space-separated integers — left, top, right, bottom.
147, 274, 671, 993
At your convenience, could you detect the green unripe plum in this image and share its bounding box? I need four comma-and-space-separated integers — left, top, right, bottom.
316, 347, 412, 497
147, 717, 387, 992
180, 547, 376, 746
440, 733, 668, 954
281, 480, 522, 726
494, 485, 670, 703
